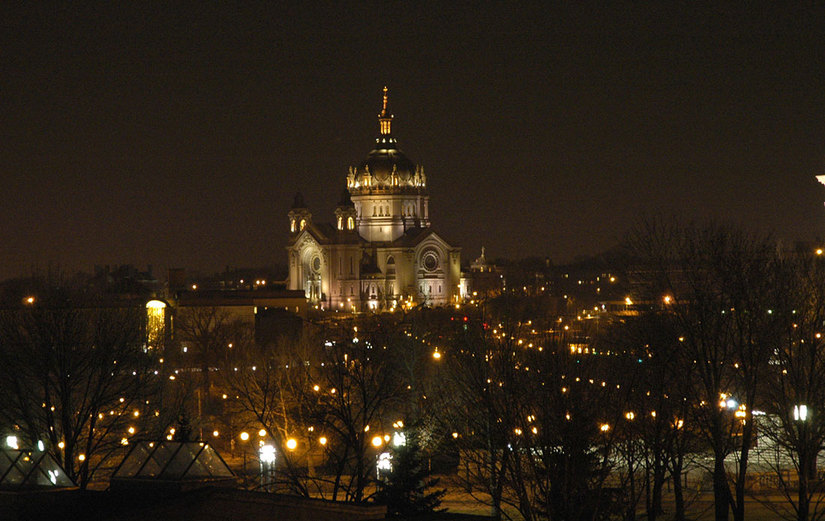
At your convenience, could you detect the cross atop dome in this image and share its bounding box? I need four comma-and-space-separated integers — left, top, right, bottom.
378, 86, 393, 136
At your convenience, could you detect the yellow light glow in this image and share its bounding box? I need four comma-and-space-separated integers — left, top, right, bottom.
58, 441, 65, 449
24, 296, 35, 305
319, 436, 327, 446
240, 432, 249, 441
286, 438, 297, 450
600, 423, 610, 432
432, 350, 442, 360
259, 429, 267, 437
212, 430, 220, 437
78, 454, 86, 462
371, 436, 383, 447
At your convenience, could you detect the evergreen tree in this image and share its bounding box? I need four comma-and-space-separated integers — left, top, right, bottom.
376, 431, 446, 517
173, 412, 195, 441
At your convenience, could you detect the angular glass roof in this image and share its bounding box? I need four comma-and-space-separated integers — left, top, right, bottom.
112, 441, 233, 481
0, 448, 76, 490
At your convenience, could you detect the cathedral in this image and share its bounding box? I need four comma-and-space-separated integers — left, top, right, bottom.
287, 88, 461, 311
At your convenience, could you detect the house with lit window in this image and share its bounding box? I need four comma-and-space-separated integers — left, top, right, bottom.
287, 88, 461, 311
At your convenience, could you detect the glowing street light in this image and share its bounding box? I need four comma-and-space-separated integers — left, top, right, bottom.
259, 444, 276, 464
794, 404, 809, 422
240, 431, 250, 441
371, 435, 383, 448
286, 438, 298, 451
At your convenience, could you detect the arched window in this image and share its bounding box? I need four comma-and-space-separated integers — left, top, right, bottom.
347, 216, 355, 230
337, 216, 343, 230
299, 219, 307, 230
290, 219, 296, 232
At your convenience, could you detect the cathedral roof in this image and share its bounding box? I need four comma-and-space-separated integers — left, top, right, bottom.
391, 226, 438, 247
289, 222, 362, 246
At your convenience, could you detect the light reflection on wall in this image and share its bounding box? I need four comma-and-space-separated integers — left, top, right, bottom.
145, 300, 166, 348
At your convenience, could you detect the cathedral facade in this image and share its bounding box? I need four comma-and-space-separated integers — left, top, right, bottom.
287, 88, 461, 311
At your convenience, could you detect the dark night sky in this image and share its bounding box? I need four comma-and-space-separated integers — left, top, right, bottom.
2, 3, 825, 279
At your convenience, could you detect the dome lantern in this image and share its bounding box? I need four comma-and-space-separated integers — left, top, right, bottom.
378, 86, 393, 136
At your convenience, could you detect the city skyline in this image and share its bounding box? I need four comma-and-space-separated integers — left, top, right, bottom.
2, 4, 825, 279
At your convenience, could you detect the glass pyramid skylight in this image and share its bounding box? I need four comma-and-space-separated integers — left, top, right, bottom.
112, 441, 233, 481
0, 448, 76, 490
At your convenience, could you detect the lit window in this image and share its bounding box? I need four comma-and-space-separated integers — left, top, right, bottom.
347, 216, 354, 230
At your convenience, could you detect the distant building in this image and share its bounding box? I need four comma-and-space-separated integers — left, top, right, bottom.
460, 247, 504, 299
287, 88, 461, 311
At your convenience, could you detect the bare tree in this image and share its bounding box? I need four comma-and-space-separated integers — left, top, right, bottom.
219, 319, 405, 502
759, 253, 825, 521
629, 218, 784, 521
219, 326, 321, 495
0, 285, 161, 488
310, 324, 406, 502
173, 306, 247, 437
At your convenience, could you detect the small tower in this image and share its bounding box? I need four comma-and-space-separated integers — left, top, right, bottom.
334, 189, 357, 232
288, 192, 312, 234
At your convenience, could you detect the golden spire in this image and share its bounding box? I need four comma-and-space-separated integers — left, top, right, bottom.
378, 86, 393, 136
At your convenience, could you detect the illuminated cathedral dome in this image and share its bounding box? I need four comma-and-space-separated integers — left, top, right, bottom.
287, 86, 460, 312
347, 87, 426, 194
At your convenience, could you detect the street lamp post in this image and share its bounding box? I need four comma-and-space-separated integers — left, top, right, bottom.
239, 432, 249, 476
